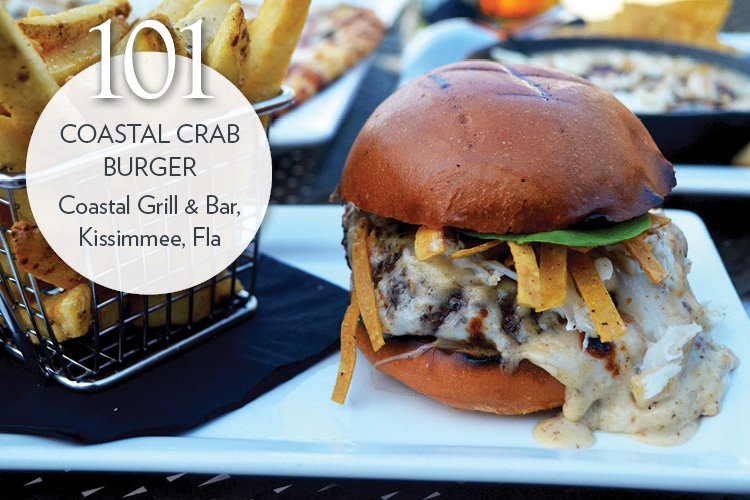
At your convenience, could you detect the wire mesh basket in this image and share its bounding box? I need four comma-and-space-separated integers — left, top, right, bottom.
0, 87, 294, 392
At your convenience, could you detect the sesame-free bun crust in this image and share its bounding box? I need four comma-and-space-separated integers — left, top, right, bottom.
339, 61, 675, 234
357, 327, 565, 415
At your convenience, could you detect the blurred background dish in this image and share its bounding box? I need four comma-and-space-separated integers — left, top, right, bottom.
472, 38, 750, 164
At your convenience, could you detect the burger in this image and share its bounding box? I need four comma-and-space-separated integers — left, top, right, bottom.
331, 61, 737, 446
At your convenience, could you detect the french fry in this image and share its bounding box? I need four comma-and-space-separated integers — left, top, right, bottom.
508, 242, 541, 309
175, 0, 234, 53
0, 116, 30, 174
44, 16, 129, 85
449, 240, 500, 260
538, 243, 567, 311
113, 14, 188, 56
241, 0, 311, 122
93, 285, 121, 332
204, 2, 249, 87
145, 0, 200, 24
351, 218, 384, 352
0, 8, 59, 136
331, 296, 359, 404
17, 0, 131, 52
568, 251, 626, 342
11, 189, 34, 223
414, 226, 446, 261
133, 277, 243, 327
0, 189, 35, 229
41, 283, 92, 341
623, 238, 669, 284
0, 237, 30, 304
10, 220, 85, 290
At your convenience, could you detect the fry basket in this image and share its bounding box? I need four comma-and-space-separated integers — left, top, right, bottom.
0, 87, 294, 392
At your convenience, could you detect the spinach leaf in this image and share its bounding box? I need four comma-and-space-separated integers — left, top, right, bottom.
458, 214, 652, 247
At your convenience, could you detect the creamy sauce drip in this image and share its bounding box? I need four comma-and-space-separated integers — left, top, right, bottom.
533, 414, 595, 449
343, 206, 738, 446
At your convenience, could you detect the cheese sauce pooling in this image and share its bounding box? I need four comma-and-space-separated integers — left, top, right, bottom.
343, 206, 737, 447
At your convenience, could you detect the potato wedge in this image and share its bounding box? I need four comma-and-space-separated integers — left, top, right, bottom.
0, 8, 59, 136
0, 187, 35, 230
92, 285, 122, 333
17, 0, 130, 52
241, 0, 311, 110
0, 241, 30, 306
41, 283, 92, 341
10, 189, 34, 224
175, 0, 234, 53
44, 16, 129, 85
18, 283, 93, 342
0, 116, 30, 174
133, 277, 243, 327
113, 13, 188, 56
145, 0, 200, 24
205, 3, 249, 87
10, 220, 85, 290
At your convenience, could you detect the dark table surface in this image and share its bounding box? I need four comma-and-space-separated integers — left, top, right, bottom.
4, 4, 750, 499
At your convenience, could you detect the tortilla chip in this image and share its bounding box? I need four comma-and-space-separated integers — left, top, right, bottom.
538, 244, 567, 311
414, 226, 446, 261
449, 240, 500, 260
557, 0, 732, 51
568, 251, 626, 342
623, 238, 669, 284
351, 217, 384, 351
331, 297, 359, 404
508, 242, 541, 309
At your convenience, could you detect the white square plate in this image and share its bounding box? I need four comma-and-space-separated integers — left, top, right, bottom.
0, 206, 747, 493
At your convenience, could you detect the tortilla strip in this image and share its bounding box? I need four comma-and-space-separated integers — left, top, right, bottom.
449, 240, 500, 260
623, 238, 669, 284
331, 296, 358, 404
568, 251, 626, 342
351, 218, 384, 351
508, 242, 541, 309
538, 243, 567, 311
649, 213, 672, 230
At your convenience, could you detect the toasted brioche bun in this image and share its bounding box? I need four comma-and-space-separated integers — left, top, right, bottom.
356, 325, 565, 415
339, 60, 675, 234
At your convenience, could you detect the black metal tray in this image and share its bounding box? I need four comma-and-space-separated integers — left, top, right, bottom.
468, 37, 750, 164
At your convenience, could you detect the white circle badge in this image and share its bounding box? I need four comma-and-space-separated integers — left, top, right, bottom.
26, 53, 272, 294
